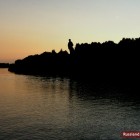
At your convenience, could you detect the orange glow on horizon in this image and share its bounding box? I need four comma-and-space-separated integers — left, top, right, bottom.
1, 0, 140, 62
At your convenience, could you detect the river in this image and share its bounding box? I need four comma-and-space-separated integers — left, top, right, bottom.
0, 69, 139, 140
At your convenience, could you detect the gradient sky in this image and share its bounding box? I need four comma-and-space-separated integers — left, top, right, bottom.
0, 0, 140, 62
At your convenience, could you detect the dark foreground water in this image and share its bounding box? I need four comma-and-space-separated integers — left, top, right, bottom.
0, 69, 140, 140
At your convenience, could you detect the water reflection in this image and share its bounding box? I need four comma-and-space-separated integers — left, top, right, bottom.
0, 69, 140, 140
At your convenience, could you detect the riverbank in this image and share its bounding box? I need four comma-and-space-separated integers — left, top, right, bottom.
8, 38, 140, 91
0, 63, 9, 68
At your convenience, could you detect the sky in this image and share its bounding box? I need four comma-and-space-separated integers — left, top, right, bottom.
0, 0, 140, 63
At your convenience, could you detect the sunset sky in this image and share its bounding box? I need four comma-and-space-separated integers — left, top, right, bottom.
0, 0, 140, 62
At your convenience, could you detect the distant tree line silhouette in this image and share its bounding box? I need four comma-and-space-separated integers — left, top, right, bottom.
8, 38, 140, 89
0, 63, 9, 68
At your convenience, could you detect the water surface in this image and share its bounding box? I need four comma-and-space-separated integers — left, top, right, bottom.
0, 69, 139, 140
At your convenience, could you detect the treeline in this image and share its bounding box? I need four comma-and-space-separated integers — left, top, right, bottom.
8, 38, 140, 89
0, 63, 9, 68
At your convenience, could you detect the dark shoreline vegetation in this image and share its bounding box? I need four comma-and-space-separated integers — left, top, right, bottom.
0, 63, 9, 68
8, 38, 140, 91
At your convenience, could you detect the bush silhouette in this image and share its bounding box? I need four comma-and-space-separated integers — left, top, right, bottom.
9, 37, 140, 89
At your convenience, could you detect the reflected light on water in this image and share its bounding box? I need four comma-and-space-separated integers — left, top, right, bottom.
0, 69, 140, 140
